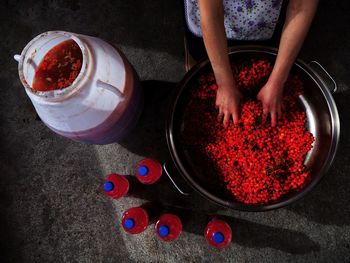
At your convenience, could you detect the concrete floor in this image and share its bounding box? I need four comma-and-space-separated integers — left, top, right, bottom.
1, 0, 350, 262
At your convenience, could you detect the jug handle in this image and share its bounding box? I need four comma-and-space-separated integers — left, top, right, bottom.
96, 79, 124, 99
14, 54, 21, 62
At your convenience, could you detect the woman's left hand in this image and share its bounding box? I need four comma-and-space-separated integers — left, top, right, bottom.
257, 81, 284, 127
255, 0, 319, 126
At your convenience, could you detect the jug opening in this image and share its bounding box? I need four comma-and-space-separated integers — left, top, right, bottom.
18, 31, 88, 100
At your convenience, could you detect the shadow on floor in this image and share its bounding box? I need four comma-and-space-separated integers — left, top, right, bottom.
119, 80, 177, 162
149, 205, 321, 255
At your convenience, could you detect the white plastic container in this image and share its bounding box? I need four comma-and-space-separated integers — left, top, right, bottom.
15, 31, 143, 144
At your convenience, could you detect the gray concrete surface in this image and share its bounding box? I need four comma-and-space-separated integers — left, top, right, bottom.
1, 0, 350, 262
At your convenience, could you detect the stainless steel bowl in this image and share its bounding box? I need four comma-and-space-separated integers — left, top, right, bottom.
166, 46, 340, 211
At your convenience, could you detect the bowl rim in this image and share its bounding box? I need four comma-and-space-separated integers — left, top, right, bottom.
166, 45, 340, 212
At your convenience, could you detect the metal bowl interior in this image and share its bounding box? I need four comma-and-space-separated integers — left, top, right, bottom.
167, 46, 340, 211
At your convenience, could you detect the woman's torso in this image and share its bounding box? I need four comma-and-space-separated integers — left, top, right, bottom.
184, 0, 284, 40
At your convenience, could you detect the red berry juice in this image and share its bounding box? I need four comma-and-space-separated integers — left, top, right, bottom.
204, 218, 232, 249
155, 213, 183, 242
135, 159, 162, 185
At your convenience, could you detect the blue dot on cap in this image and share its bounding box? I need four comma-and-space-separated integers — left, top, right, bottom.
213, 232, 225, 244
103, 181, 114, 192
124, 218, 135, 229
137, 166, 149, 177
159, 225, 170, 237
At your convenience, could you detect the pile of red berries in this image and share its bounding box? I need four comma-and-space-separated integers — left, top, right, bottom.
235, 59, 272, 90
181, 60, 314, 204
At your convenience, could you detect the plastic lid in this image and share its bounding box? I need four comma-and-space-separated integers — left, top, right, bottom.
137, 166, 149, 177
124, 218, 135, 229
213, 232, 225, 244
103, 181, 114, 192
159, 225, 170, 237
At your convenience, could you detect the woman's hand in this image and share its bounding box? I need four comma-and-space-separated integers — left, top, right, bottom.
216, 83, 242, 128
256, 0, 319, 127
257, 81, 284, 127
198, 0, 241, 128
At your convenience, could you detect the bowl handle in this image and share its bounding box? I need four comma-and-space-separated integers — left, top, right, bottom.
308, 61, 337, 93
163, 162, 191, 196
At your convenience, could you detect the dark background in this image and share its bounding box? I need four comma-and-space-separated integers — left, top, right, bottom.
0, 0, 349, 262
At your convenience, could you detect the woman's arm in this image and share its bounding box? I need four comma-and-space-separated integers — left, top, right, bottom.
258, 0, 319, 126
198, 0, 241, 127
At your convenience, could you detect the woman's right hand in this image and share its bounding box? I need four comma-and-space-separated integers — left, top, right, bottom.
216, 83, 242, 128
198, 0, 241, 128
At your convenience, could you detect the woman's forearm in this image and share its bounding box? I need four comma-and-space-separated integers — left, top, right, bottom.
198, 0, 236, 89
198, 0, 241, 125
269, 0, 319, 87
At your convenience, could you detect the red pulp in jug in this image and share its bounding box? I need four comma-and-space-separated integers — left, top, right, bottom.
32, 39, 82, 91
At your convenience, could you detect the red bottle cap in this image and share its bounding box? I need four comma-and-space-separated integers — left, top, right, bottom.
136, 159, 162, 185
155, 214, 183, 242
121, 207, 149, 234
103, 173, 130, 199
204, 219, 232, 249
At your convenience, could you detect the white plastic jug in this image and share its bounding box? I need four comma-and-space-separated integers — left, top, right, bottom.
14, 31, 143, 144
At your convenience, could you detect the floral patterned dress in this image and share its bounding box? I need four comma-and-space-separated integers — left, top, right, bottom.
184, 0, 284, 40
